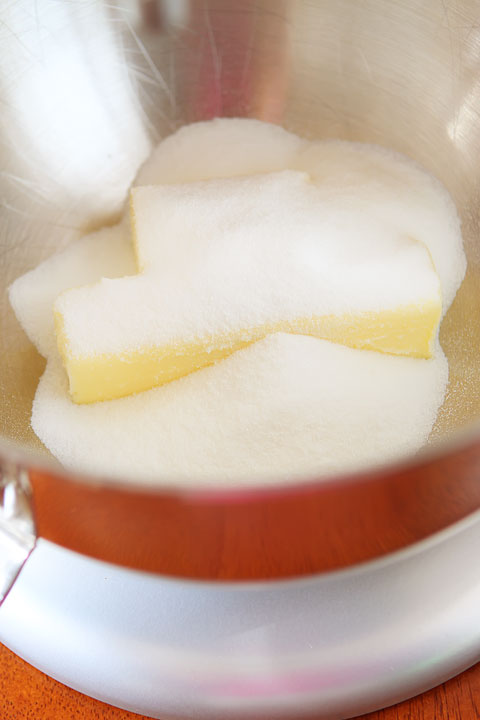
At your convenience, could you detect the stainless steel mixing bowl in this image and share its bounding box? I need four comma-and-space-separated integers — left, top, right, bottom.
2, 0, 480, 587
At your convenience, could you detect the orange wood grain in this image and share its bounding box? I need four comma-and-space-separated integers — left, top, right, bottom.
0, 644, 478, 720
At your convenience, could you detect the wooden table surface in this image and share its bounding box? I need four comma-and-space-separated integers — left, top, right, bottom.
0, 643, 478, 720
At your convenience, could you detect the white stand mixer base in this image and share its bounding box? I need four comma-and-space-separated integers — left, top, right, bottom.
1, 514, 479, 720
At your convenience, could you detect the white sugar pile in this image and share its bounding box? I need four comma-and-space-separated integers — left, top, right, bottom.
9, 219, 135, 358
137, 119, 465, 313
32, 334, 448, 483
8, 118, 466, 485
135, 117, 306, 186
292, 141, 464, 310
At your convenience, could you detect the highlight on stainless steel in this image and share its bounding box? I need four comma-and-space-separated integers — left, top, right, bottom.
1, 0, 480, 470
0, 464, 36, 604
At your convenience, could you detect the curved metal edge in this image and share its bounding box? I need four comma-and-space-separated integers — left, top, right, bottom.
0, 463, 36, 604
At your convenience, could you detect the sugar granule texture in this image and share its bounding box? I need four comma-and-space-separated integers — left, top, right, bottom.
8, 118, 466, 485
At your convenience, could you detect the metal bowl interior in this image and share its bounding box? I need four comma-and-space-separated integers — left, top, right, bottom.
1, 0, 480, 578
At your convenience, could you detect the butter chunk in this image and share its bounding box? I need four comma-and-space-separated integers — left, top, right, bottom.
54, 171, 441, 404
9, 221, 134, 358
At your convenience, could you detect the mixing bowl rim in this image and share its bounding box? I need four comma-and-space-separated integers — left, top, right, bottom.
2, 417, 480, 501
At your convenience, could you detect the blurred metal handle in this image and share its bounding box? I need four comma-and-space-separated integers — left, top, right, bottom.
0, 464, 36, 604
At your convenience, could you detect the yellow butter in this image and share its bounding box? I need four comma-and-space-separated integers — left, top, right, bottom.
54, 172, 443, 404
55, 302, 440, 404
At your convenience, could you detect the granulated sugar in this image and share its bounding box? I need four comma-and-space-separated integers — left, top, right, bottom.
292, 141, 465, 310
32, 334, 448, 484
136, 117, 305, 186
9, 118, 467, 485
9, 219, 135, 358
57, 170, 441, 356
136, 120, 465, 313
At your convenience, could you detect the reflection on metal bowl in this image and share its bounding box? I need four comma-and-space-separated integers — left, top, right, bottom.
1, 0, 480, 580
2, 3, 480, 718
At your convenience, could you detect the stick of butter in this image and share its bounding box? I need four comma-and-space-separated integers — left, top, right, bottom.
54, 171, 441, 404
